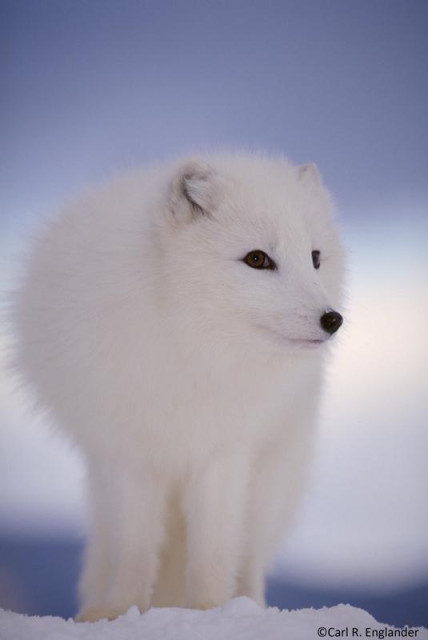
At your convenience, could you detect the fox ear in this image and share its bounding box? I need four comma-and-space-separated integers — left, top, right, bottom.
297, 162, 322, 186
169, 160, 217, 223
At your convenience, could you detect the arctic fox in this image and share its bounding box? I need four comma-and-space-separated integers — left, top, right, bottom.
14, 152, 344, 621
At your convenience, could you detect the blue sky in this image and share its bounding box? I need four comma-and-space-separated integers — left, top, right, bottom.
1, 0, 427, 217
1, 0, 427, 594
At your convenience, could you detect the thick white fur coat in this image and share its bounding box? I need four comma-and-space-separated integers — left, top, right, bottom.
13, 152, 344, 621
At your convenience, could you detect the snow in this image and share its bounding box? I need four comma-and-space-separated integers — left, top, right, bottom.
1, 598, 427, 640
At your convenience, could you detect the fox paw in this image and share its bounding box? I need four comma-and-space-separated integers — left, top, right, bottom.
76, 607, 123, 622
193, 602, 219, 611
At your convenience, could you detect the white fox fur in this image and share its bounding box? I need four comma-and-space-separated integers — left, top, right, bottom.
13, 152, 344, 621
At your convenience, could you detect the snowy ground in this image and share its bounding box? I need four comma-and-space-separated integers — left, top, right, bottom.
1, 598, 427, 640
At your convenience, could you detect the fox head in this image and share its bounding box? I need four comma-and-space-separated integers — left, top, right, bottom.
159, 153, 345, 356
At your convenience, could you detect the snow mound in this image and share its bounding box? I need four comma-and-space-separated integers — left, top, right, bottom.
1, 597, 427, 640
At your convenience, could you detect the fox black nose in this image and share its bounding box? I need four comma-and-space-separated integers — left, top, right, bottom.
320, 310, 343, 335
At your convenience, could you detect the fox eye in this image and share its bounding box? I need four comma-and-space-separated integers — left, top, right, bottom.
312, 250, 321, 269
243, 250, 277, 270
